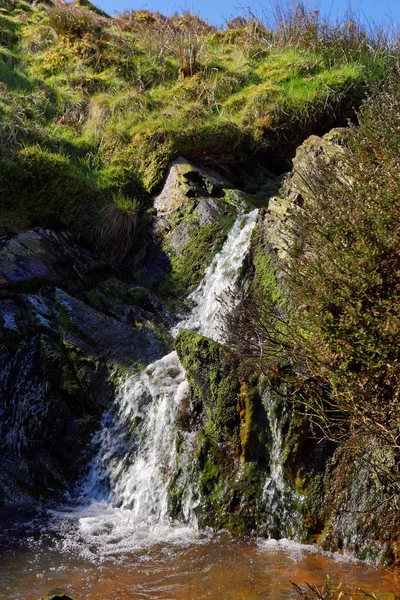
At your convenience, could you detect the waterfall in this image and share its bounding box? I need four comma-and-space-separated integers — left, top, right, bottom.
261, 387, 302, 539
77, 210, 259, 534
174, 210, 259, 341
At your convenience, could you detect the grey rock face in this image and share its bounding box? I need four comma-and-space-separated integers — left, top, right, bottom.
262, 128, 348, 261
0, 228, 168, 504
153, 156, 233, 220
0, 228, 100, 291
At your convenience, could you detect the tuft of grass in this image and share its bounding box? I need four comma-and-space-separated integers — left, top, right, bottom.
96, 195, 142, 264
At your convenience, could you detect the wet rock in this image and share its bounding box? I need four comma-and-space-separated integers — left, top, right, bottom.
0, 227, 170, 505
54, 288, 165, 365
311, 445, 400, 565
173, 329, 271, 534
175, 329, 267, 462
0, 228, 101, 294
0, 298, 21, 331
175, 329, 241, 446
84, 278, 171, 326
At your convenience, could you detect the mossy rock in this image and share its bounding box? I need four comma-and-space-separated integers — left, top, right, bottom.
175, 329, 241, 447
194, 445, 269, 534
163, 222, 225, 294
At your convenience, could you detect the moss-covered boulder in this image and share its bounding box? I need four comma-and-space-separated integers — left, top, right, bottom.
175, 329, 241, 447
173, 329, 273, 533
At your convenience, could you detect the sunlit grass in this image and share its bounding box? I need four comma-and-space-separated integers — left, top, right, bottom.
0, 0, 398, 245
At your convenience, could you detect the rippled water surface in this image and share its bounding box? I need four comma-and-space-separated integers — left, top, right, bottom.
0, 506, 399, 600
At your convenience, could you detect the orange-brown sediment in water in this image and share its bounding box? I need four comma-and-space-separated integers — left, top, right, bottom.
1, 533, 399, 599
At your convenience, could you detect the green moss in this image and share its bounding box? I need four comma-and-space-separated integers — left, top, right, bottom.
223, 188, 260, 210
162, 223, 224, 294
199, 459, 221, 494
195, 442, 269, 533
175, 329, 241, 446
252, 231, 286, 306
238, 381, 267, 462
40, 335, 81, 396
226, 462, 267, 534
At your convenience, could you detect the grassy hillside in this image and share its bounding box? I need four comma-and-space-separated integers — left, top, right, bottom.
0, 0, 396, 258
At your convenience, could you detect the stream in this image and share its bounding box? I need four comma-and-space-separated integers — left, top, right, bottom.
0, 506, 399, 599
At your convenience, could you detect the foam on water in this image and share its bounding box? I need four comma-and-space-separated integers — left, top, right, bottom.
46, 503, 210, 562
257, 538, 361, 564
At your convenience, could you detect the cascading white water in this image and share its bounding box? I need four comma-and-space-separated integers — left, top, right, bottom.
262, 387, 288, 534
261, 387, 302, 539
72, 210, 259, 543
175, 210, 259, 341
82, 352, 189, 519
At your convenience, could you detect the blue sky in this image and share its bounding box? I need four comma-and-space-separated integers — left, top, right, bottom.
92, 0, 400, 27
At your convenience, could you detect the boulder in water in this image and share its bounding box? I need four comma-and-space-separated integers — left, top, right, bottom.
41, 595, 77, 600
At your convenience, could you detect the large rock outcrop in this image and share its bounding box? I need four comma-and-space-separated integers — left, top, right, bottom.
0, 228, 168, 503
173, 329, 271, 534
153, 156, 279, 292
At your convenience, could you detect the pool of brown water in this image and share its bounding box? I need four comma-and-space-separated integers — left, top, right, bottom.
0, 505, 398, 600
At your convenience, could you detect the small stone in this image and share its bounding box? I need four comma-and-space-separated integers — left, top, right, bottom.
41, 595, 76, 600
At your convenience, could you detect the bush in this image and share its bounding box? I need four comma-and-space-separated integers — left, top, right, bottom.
48, 4, 105, 39
223, 66, 400, 498
283, 67, 400, 489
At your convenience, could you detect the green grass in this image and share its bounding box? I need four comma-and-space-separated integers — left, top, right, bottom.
0, 0, 397, 247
